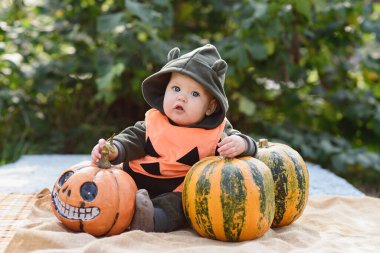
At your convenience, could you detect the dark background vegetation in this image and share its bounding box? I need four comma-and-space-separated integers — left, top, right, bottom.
1, 0, 380, 196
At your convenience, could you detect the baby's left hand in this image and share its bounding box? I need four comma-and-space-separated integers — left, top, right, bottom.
217, 135, 247, 158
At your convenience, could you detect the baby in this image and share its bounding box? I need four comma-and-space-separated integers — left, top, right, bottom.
91, 44, 257, 232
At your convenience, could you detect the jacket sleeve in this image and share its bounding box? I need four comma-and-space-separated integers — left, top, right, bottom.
223, 119, 257, 157
110, 121, 146, 164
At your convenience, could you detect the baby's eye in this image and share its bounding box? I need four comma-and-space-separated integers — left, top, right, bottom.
191, 91, 200, 97
172, 86, 180, 92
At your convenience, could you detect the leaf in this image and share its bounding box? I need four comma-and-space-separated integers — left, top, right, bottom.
247, 42, 267, 60
319, 139, 341, 155
331, 153, 349, 173
372, 112, 380, 137
97, 12, 125, 33
95, 63, 125, 104
292, 0, 312, 22
125, 0, 161, 25
176, 2, 194, 23
265, 40, 276, 56
225, 45, 249, 69
314, 0, 327, 12
251, 2, 268, 20
240, 2, 268, 28
238, 95, 256, 116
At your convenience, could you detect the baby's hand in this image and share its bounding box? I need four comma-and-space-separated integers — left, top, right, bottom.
217, 135, 247, 158
92, 138, 119, 163
91, 139, 107, 163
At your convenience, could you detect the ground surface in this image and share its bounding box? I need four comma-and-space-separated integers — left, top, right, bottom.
0, 154, 365, 196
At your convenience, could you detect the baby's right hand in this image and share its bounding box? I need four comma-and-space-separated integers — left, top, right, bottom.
91, 139, 107, 163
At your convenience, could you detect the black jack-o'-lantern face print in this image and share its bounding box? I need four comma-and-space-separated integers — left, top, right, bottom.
140, 137, 204, 175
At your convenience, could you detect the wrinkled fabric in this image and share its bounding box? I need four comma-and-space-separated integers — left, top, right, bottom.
5, 189, 380, 253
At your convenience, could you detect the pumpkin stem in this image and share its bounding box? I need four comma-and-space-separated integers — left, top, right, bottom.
98, 133, 117, 169
258, 139, 269, 148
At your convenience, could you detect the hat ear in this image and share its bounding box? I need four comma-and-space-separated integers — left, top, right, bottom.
211, 59, 227, 76
167, 47, 180, 61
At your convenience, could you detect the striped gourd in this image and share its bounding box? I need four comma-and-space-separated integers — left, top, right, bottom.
256, 139, 309, 228
182, 156, 275, 242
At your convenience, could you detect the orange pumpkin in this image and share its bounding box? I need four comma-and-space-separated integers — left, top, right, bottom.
51, 139, 137, 237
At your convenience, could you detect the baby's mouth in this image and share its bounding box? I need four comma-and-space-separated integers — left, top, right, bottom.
174, 105, 184, 111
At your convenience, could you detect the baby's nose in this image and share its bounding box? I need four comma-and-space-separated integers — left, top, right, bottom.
177, 94, 187, 102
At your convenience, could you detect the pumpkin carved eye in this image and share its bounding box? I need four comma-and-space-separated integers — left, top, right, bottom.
80, 182, 98, 202
58, 171, 74, 187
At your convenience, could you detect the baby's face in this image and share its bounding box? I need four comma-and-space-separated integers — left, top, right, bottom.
163, 72, 216, 126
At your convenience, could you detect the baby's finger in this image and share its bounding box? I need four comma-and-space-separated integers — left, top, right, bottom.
218, 137, 233, 147
217, 143, 230, 154
98, 139, 106, 148
91, 151, 98, 163
219, 149, 235, 158
218, 145, 234, 157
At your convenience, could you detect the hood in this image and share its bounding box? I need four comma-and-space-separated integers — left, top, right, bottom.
141, 44, 229, 129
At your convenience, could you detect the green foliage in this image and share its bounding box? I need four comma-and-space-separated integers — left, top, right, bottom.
1, 0, 380, 188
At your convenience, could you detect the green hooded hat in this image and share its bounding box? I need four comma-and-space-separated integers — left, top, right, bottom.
142, 44, 229, 129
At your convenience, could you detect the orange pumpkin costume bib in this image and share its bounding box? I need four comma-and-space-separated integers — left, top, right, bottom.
128, 109, 226, 192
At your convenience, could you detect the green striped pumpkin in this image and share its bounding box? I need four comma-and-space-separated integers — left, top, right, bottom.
256, 139, 309, 228
182, 156, 275, 241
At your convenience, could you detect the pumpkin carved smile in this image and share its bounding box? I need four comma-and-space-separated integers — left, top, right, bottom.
52, 187, 100, 221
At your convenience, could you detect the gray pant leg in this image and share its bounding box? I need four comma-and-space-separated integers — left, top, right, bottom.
151, 192, 187, 232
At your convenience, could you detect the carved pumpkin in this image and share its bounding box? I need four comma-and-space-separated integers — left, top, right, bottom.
256, 139, 309, 228
51, 139, 137, 237
182, 156, 275, 241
